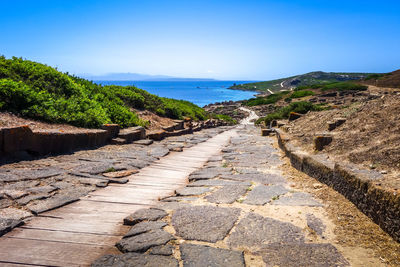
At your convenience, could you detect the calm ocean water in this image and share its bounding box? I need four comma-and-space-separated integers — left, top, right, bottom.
96, 80, 257, 107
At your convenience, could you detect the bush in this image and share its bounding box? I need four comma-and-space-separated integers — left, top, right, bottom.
0, 56, 211, 128
256, 101, 326, 125
289, 90, 315, 98
211, 114, 237, 124
243, 91, 290, 106
296, 82, 367, 92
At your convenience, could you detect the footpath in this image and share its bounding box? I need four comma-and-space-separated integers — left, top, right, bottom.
94, 123, 400, 266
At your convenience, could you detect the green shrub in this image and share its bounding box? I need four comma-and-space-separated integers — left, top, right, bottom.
289, 90, 315, 98
243, 91, 290, 106
296, 82, 367, 92
256, 101, 326, 125
0, 56, 211, 128
212, 114, 237, 124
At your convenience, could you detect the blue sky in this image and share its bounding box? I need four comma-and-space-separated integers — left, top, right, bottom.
1, 0, 399, 80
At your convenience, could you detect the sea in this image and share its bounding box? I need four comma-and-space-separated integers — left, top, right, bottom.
95, 80, 257, 107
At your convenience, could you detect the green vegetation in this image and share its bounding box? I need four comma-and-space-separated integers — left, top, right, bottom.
211, 114, 237, 124
365, 73, 388, 80
297, 82, 367, 92
289, 90, 315, 98
0, 56, 228, 128
230, 71, 373, 93
243, 91, 290, 106
256, 101, 326, 125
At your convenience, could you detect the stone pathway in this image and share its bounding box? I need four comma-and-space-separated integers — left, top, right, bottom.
0, 127, 236, 266
93, 124, 393, 266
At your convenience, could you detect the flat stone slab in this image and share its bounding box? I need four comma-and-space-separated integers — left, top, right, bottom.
161, 196, 199, 202
272, 192, 323, 207
188, 179, 251, 187
227, 213, 304, 251
149, 244, 174, 256
306, 214, 326, 236
180, 243, 245, 267
205, 185, 249, 204
102, 169, 138, 178
1, 189, 28, 199
149, 147, 170, 158
0, 218, 23, 236
244, 185, 289, 205
0, 208, 32, 221
176, 187, 212, 196
93, 253, 178, 267
260, 243, 349, 267
124, 221, 167, 238
172, 206, 240, 242
124, 208, 168, 225
133, 139, 154, 145
189, 167, 231, 181
221, 173, 287, 185
27, 193, 82, 214
116, 229, 174, 253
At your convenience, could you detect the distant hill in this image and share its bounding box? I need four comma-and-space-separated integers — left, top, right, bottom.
83, 72, 216, 81
230, 71, 374, 93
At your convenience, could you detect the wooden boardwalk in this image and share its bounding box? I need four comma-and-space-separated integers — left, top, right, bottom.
0, 129, 237, 267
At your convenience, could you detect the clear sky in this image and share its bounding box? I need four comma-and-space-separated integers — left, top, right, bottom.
1, 0, 399, 80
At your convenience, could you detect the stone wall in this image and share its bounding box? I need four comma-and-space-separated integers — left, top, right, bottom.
274, 128, 400, 242
0, 119, 231, 158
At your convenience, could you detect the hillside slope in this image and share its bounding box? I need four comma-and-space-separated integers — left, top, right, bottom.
362, 69, 400, 88
0, 57, 211, 128
230, 71, 372, 92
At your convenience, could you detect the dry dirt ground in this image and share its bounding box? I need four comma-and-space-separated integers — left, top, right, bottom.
283, 87, 400, 191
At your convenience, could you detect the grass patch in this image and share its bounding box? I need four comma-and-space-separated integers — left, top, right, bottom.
256, 101, 327, 125
289, 90, 315, 99
296, 82, 367, 92
0, 56, 220, 128
243, 91, 290, 106
211, 114, 237, 124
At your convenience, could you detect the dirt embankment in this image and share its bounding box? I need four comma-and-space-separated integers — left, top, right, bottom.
284, 89, 400, 189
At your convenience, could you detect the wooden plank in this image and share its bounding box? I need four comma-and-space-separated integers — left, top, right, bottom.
0, 238, 116, 266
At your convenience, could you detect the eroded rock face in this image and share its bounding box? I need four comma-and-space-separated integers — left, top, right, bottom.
180, 243, 245, 267
172, 206, 240, 242
227, 213, 304, 250
92, 253, 178, 267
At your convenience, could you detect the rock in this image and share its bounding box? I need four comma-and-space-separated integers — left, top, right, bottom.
227, 213, 304, 250
2, 189, 28, 199
314, 134, 333, 151
188, 179, 251, 187
149, 244, 174, 256
271, 192, 323, 207
221, 173, 287, 185
27, 185, 57, 194
124, 208, 168, 225
176, 187, 212, 196
118, 126, 146, 143
261, 129, 274, 136
306, 214, 326, 236
2, 126, 33, 154
101, 124, 120, 140
244, 185, 289, 205
92, 253, 178, 267
0, 208, 32, 220
180, 243, 245, 267
103, 169, 138, 178
0, 218, 23, 237
110, 138, 126, 145
149, 147, 170, 158
128, 159, 151, 169
147, 130, 166, 141
17, 193, 50, 206
205, 185, 248, 204
172, 206, 240, 242
74, 162, 115, 175
260, 243, 348, 267
288, 112, 302, 121
133, 139, 154, 145
116, 229, 174, 253
161, 196, 199, 202
124, 221, 167, 238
